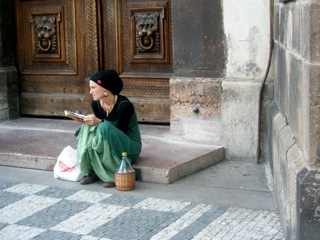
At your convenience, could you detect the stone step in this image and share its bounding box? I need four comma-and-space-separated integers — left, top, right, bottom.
0, 118, 224, 183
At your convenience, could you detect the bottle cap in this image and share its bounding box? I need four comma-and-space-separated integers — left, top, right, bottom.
122, 152, 127, 157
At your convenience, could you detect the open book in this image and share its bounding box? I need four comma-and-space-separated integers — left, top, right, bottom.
64, 110, 85, 122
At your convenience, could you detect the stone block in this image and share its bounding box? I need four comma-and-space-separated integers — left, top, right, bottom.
221, 80, 260, 160
171, 0, 225, 77
279, 4, 286, 45
272, 115, 296, 228
292, 3, 301, 53
270, 112, 283, 194
310, 2, 320, 63
261, 101, 279, 173
298, 61, 310, 157
288, 55, 302, 140
274, 4, 280, 41
308, 64, 320, 167
170, 77, 222, 142
0, 67, 19, 121
0, 100, 8, 111
170, 77, 222, 119
283, 143, 305, 239
170, 120, 181, 136
297, 168, 320, 240
300, 2, 311, 60
181, 119, 222, 144
271, 111, 307, 239
276, 46, 288, 113
273, 46, 281, 104
0, 109, 9, 122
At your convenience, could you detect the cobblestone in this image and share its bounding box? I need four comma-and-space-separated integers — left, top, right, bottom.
0, 180, 284, 240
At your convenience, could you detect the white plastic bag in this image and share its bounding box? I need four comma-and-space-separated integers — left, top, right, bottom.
54, 146, 83, 182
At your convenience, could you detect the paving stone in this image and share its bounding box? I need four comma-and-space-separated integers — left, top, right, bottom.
0, 180, 285, 240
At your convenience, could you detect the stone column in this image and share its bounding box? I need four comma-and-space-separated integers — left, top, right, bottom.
0, 0, 19, 121
170, 0, 225, 144
221, 0, 271, 161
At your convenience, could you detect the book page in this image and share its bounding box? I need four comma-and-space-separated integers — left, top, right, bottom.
64, 110, 85, 121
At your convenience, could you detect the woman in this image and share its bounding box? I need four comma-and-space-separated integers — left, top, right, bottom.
77, 70, 142, 188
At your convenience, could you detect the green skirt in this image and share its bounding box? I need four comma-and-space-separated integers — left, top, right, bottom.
76, 121, 141, 182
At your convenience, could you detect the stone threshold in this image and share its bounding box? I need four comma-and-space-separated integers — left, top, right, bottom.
0, 118, 224, 184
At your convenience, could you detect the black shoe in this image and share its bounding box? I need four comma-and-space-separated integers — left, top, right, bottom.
80, 173, 98, 185
102, 182, 115, 188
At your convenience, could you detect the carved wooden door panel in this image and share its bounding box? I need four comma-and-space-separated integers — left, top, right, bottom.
101, 0, 172, 123
14, 0, 99, 117
14, 0, 172, 123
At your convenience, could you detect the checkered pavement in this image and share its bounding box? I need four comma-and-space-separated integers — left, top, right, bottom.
0, 180, 284, 240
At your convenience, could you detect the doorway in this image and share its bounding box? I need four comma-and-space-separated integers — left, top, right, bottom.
14, 0, 172, 123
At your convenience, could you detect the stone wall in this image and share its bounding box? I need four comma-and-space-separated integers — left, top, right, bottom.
262, 0, 320, 239
170, 0, 271, 161
0, 0, 19, 121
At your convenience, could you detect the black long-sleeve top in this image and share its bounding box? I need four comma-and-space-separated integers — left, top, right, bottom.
91, 95, 134, 134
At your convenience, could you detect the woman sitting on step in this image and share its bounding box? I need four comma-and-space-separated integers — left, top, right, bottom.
76, 70, 142, 188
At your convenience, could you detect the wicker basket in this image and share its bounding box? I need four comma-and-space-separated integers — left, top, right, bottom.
115, 172, 135, 191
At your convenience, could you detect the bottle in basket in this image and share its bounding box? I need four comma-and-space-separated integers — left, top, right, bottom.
115, 152, 135, 191
117, 152, 134, 173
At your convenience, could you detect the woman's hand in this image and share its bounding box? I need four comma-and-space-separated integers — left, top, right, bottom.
83, 114, 102, 126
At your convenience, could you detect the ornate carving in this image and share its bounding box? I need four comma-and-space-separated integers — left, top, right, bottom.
127, 1, 171, 67
20, 1, 75, 73
134, 13, 160, 53
33, 15, 58, 54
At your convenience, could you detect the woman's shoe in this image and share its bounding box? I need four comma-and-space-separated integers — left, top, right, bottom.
102, 182, 115, 188
80, 173, 98, 185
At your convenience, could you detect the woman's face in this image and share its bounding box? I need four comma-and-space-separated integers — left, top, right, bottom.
89, 80, 106, 101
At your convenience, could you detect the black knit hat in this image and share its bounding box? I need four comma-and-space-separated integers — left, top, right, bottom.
90, 70, 123, 95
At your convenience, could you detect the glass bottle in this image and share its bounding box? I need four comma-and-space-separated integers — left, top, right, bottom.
117, 152, 134, 174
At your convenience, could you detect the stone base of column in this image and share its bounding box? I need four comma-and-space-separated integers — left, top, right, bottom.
0, 67, 19, 121
297, 168, 320, 240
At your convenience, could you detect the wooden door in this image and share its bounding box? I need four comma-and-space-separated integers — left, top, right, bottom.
14, 0, 99, 117
100, 0, 172, 123
14, 0, 172, 123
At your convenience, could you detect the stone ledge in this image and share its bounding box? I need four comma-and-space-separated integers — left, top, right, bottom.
0, 118, 224, 184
